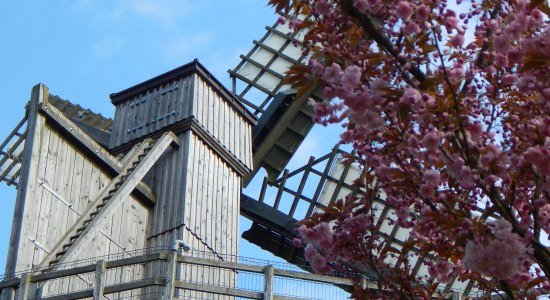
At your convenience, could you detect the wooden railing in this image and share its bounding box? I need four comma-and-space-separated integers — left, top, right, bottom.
0, 249, 358, 300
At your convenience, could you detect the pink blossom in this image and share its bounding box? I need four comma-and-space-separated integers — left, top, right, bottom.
395, 1, 413, 20
421, 130, 441, 151
341, 65, 362, 89
313, 0, 331, 15
523, 146, 550, 176
304, 244, 318, 261
309, 59, 325, 75
419, 183, 435, 198
416, 4, 430, 20
293, 238, 303, 248
353, 0, 369, 13
464, 220, 529, 279
400, 88, 421, 105
403, 22, 420, 35
429, 261, 454, 283
310, 252, 332, 273
445, 16, 458, 29
323, 63, 343, 84
423, 170, 440, 186
449, 34, 464, 47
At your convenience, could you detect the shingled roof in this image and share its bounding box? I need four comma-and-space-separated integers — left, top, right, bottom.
48, 95, 113, 148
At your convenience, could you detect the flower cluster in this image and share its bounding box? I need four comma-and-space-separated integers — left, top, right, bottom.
269, 0, 549, 298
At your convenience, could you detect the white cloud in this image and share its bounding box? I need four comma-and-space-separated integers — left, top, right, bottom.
164, 31, 213, 58
69, 0, 193, 28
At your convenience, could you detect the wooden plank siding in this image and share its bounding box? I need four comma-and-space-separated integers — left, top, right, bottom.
3, 87, 151, 298
109, 76, 194, 149
110, 73, 253, 172
142, 132, 241, 299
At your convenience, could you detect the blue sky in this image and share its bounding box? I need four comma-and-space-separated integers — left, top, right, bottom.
0, 0, 345, 272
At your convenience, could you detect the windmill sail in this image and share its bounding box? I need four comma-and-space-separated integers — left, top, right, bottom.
229, 15, 320, 186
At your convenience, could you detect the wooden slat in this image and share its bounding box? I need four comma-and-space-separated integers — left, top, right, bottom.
288, 156, 314, 217
272, 169, 289, 210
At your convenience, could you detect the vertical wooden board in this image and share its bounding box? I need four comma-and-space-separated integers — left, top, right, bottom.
158, 148, 172, 234
216, 93, 222, 143
197, 78, 205, 127
19, 121, 51, 271
207, 83, 215, 136
117, 100, 126, 146
234, 177, 241, 256
119, 201, 131, 296
33, 126, 61, 266
174, 132, 189, 227
179, 77, 188, 119
233, 174, 240, 255
203, 146, 213, 249
198, 141, 210, 257
191, 75, 199, 120
66, 146, 85, 232
187, 75, 195, 120
164, 149, 178, 234
76, 155, 94, 219
211, 155, 220, 253
231, 109, 237, 159
122, 99, 132, 145
238, 116, 244, 164
51, 134, 75, 247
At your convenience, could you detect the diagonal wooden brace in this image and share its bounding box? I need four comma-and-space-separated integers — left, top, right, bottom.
39, 132, 178, 269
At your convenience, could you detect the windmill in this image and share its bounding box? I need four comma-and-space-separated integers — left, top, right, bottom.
0, 12, 478, 300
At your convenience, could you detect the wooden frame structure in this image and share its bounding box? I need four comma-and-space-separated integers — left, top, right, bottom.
241, 145, 483, 297
1, 59, 255, 299
0, 249, 375, 300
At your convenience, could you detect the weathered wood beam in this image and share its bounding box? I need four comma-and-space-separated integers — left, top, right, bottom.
5, 84, 48, 276
55, 132, 177, 265
16, 273, 30, 300
264, 265, 275, 300
93, 260, 106, 300
38, 102, 157, 206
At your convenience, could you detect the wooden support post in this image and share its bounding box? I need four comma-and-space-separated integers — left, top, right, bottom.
163, 251, 177, 300
93, 260, 107, 300
263, 265, 274, 300
17, 273, 31, 300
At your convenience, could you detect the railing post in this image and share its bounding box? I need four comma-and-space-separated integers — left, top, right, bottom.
93, 260, 107, 300
163, 251, 177, 300
263, 265, 274, 300
452, 291, 463, 300
17, 273, 31, 300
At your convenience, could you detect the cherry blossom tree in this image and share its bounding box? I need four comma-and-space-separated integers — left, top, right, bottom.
269, 0, 550, 298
